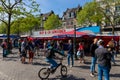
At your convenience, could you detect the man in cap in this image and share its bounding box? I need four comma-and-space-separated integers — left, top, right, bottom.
95, 40, 112, 80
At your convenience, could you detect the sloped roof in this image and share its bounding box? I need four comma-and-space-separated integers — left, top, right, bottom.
63, 5, 81, 16
41, 10, 54, 18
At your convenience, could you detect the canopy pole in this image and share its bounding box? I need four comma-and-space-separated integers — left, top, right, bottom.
73, 25, 77, 60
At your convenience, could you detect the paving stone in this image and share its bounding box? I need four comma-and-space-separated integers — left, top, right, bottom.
0, 48, 120, 80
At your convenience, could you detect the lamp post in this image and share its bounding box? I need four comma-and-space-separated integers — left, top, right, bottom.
73, 25, 77, 60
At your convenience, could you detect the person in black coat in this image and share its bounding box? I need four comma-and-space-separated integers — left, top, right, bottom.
45, 40, 65, 69
90, 38, 98, 77
67, 39, 74, 67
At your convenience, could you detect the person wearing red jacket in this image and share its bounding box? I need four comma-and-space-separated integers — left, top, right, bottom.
77, 42, 85, 63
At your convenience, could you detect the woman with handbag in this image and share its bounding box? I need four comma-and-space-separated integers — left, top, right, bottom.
77, 42, 85, 63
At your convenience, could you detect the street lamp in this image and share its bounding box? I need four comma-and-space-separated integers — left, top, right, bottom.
73, 25, 77, 60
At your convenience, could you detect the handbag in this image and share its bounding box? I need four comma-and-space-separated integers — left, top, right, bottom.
77, 50, 81, 56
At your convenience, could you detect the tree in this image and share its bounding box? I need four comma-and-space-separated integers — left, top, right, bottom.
0, 22, 6, 33
44, 14, 61, 30
77, 1, 103, 27
10, 15, 41, 35
96, 0, 120, 34
77, 0, 120, 35
0, 0, 40, 51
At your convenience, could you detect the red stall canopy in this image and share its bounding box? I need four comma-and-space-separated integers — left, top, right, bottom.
53, 30, 95, 38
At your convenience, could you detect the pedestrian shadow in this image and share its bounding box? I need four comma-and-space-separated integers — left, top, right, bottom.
1, 55, 18, 61
111, 64, 120, 66
32, 62, 49, 66
115, 60, 120, 62
2, 58, 18, 61
84, 61, 91, 64
110, 73, 120, 78
48, 74, 86, 80
74, 65, 90, 70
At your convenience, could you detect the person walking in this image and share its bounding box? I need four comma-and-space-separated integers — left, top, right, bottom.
18, 39, 22, 58
95, 40, 112, 80
28, 39, 35, 64
21, 38, 27, 64
56, 40, 64, 53
90, 38, 98, 77
77, 42, 85, 63
67, 39, 74, 68
1, 39, 7, 58
34, 38, 40, 57
107, 39, 117, 65
43, 41, 47, 49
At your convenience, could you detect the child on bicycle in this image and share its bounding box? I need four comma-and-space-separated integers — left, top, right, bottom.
45, 40, 65, 70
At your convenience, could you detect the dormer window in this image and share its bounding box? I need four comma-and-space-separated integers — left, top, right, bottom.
67, 13, 71, 18
62, 17, 65, 20
43, 17, 46, 21
115, 6, 120, 12
71, 12, 74, 18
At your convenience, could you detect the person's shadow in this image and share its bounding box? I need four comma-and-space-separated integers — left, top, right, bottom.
48, 74, 86, 80
110, 73, 120, 78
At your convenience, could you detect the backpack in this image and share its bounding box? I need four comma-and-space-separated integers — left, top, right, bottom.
1, 43, 5, 48
45, 49, 51, 57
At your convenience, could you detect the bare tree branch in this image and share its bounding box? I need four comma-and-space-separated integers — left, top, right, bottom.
0, 18, 8, 25
11, 0, 22, 9
0, 0, 9, 9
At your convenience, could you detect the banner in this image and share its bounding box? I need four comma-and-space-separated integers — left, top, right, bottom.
39, 29, 66, 35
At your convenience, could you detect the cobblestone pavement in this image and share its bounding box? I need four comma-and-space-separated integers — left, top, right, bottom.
0, 48, 120, 80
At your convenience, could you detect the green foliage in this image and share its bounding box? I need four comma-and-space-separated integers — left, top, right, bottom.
77, 1, 103, 26
0, 0, 40, 34
96, 0, 120, 34
77, 0, 120, 34
0, 22, 6, 34
11, 15, 41, 34
44, 14, 61, 30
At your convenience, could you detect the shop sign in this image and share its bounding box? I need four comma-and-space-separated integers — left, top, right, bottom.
39, 29, 66, 35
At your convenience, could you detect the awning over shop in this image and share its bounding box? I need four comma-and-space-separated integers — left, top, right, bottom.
76, 26, 100, 34
53, 30, 95, 38
0, 34, 19, 39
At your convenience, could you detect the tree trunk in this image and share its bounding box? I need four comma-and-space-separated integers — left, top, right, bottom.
7, 13, 11, 54
112, 25, 115, 35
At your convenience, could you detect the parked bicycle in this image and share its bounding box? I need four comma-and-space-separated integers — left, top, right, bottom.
38, 57, 67, 79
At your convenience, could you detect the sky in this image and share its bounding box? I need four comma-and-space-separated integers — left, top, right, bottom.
36, 0, 92, 17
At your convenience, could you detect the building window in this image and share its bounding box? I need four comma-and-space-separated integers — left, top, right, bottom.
71, 12, 74, 18
67, 13, 71, 18
115, 6, 120, 12
62, 22, 66, 26
116, 20, 120, 25
67, 22, 69, 25
69, 13, 71, 18
71, 21, 73, 25
62, 17, 65, 20
106, 8, 110, 14
43, 17, 46, 21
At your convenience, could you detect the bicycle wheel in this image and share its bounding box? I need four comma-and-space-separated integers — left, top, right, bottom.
38, 68, 50, 79
60, 65, 67, 77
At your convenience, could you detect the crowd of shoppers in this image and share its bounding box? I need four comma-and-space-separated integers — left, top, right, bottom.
0, 37, 119, 80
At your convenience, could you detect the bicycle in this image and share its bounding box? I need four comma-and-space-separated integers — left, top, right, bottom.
38, 57, 67, 79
